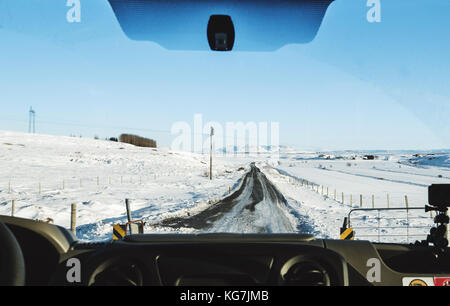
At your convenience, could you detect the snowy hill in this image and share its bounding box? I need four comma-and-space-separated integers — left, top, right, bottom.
0, 130, 251, 240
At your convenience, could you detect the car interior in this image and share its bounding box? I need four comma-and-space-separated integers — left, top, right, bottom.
0, 0, 449, 290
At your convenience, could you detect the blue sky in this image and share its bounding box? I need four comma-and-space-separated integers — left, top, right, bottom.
0, 0, 449, 151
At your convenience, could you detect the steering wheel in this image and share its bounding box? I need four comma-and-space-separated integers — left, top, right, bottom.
0, 222, 25, 286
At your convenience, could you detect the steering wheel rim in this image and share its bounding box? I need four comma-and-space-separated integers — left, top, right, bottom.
0, 222, 25, 286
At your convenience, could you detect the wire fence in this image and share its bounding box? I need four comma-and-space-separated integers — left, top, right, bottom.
285, 174, 421, 210
2, 173, 197, 195
347, 207, 436, 243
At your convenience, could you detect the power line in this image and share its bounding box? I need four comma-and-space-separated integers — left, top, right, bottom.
0, 115, 283, 144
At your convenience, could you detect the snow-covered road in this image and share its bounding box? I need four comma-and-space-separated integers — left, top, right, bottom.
160, 163, 310, 234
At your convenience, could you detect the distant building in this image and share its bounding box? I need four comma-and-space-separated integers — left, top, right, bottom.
364, 155, 375, 160
119, 134, 157, 148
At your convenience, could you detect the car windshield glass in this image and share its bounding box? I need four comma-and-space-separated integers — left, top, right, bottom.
0, 0, 449, 242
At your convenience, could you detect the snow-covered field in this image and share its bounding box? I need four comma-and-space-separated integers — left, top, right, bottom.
0, 130, 257, 240
1, 130, 448, 243
266, 151, 450, 242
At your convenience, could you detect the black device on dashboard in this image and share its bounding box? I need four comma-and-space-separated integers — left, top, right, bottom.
421, 184, 450, 253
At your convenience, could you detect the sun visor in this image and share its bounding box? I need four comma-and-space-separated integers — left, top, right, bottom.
108, 0, 334, 51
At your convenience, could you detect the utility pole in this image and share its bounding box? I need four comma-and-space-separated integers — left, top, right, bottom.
28, 106, 36, 134
210, 127, 214, 180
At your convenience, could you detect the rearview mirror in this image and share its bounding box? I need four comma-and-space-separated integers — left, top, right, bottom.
108, 0, 334, 51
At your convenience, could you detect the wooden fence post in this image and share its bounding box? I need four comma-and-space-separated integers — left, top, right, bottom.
11, 200, 15, 217
70, 203, 77, 234
387, 194, 390, 208
372, 195, 375, 208
360, 194, 363, 207
342, 192, 344, 204
405, 195, 410, 241
125, 199, 132, 224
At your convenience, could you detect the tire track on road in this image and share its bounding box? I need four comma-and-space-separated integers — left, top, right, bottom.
159, 163, 313, 234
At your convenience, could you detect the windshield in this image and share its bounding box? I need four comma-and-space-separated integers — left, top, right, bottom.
1, 0, 449, 242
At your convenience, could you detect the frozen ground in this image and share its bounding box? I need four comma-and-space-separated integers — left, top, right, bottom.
0, 130, 258, 240
0, 130, 448, 243
265, 151, 450, 242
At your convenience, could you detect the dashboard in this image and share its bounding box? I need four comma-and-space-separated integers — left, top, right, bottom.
60, 235, 347, 286
1, 216, 449, 286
